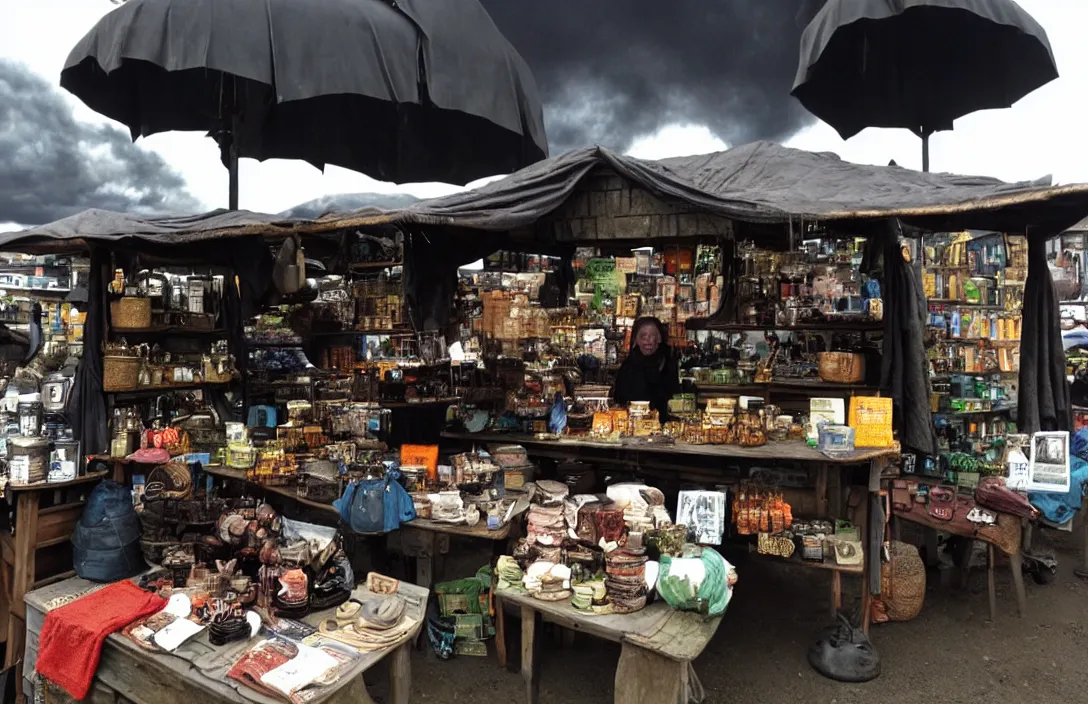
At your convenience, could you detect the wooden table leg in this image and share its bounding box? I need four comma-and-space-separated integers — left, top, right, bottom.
520, 606, 540, 704
1075, 502, 1088, 579
830, 571, 842, 619
816, 464, 829, 519
954, 538, 974, 590
495, 595, 508, 669
987, 544, 997, 621
415, 556, 433, 590
614, 642, 688, 704
1009, 549, 1028, 617
389, 642, 411, 704
6, 492, 40, 704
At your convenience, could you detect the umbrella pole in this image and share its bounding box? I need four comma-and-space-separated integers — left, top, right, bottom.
228, 146, 239, 211
921, 130, 931, 173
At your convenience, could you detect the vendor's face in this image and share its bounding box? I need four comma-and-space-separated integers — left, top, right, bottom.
636, 324, 661, 356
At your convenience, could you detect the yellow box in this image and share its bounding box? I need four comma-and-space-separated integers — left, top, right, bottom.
849, 396, 894, 448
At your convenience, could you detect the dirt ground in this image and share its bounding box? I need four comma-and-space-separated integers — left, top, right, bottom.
365, 521, 1087, 704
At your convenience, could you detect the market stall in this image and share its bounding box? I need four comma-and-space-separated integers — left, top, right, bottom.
0, 141, 1087, 699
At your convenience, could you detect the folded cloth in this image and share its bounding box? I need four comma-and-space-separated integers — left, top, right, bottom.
37, 581, 166, 700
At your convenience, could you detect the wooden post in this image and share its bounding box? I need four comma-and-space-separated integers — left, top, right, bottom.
614, 642, 688, 704
987, 544, 997, 621
6, 491, 40, 703
831, 571, 842, 619
815, 464, 829, 519
494, 596, 508, 669
520, 606, 540, 704
389, 642, 411, 704
1009, 549, 1028, 617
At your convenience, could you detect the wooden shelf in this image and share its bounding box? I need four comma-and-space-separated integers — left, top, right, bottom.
111, 326, 225, 336
441, 431, 897, 466
696, 380, 880, 395
204, 465, 511, 540
310, 329, 414, 337
6, 470, 109, 493
106, 382, 231, 399
380, 398, 460, 408
349, 261, 402, 271
686, 320, 883, 333
748, 545, 864, 575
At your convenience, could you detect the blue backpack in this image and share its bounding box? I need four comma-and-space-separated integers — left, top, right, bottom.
333, 470, 416, 534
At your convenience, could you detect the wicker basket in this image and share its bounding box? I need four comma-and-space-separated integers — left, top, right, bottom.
885, 541, 926, 622
103, 355, 141, 391
110, 297, 152, 329
818, 352, 866, 384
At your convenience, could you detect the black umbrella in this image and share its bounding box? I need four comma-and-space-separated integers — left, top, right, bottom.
792, 0, 1057, 171
62, 0, 548, 208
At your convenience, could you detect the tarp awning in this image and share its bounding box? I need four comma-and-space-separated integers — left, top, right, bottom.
6, 141, 1088, 253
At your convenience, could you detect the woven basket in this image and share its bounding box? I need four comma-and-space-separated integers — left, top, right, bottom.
818, 352, 866, 384
103, 355, 141, 391
885, 541, 926, 622
110, 297, 152, 329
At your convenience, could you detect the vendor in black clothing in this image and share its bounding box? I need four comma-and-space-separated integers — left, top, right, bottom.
612, 316, 680, 422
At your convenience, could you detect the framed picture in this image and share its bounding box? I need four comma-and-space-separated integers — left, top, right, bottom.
1028, 431, 1070, 493
676, 490, 725, 545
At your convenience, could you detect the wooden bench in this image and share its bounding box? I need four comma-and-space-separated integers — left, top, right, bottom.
23, 575, 427, 704
496, 589, 721, 704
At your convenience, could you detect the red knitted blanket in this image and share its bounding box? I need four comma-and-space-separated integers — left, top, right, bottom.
36, 581, 166, 700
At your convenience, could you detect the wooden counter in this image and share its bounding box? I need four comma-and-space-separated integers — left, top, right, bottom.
441, 431, 897, 465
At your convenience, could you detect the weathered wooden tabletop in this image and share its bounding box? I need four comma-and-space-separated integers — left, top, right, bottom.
442, 431, 897, 466
25, 575, 428, 704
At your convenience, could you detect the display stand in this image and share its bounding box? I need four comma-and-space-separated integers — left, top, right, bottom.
204, 465, 521, 589
445, 431, 896, 634
0, 471, 108, 700
495, 589, 721, 704
23, 574, 426, 704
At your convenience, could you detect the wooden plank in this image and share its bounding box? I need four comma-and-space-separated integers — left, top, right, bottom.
442, 431, 897, 466
31, 570, 77, 591
35, 502, 84, 545
498, 590, 670, 645
520, 605, 541, 704
614, 642, 687, 704
624, 610, 720, 663
987, 544, 997, 621
815, 464, 829, 518
1009, 549, 1028, 617
6, 471, 109, 493
6, 488, 39, 701
389, 643, 410, 704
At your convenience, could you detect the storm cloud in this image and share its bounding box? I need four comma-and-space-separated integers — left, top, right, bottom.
0, 58, 201, 227
482, 0, 824, 153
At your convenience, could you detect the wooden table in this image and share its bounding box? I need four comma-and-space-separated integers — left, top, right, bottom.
0, 471, 109, 701
894, 505, 1027, 620
204, 465, 519, 588
446, 431, 897, 633
496, 589, 721, 704
23, 574, 427, 704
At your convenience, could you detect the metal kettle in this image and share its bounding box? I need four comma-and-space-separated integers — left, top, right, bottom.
42, 370, 74, 413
